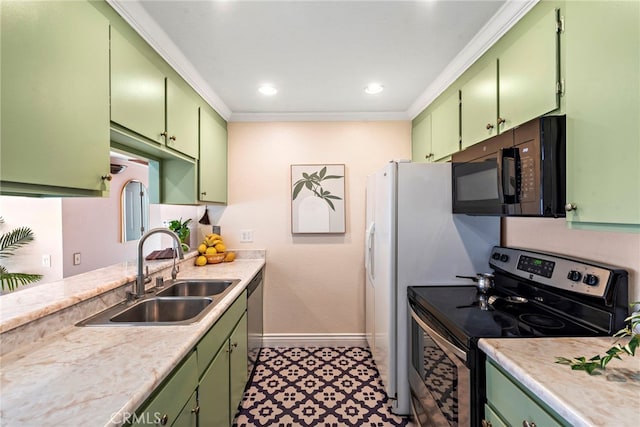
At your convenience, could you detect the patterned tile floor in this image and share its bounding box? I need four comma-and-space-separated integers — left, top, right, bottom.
233, 347, 411, 427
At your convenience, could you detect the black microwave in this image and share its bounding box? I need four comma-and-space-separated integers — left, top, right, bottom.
452, 115, 565, 217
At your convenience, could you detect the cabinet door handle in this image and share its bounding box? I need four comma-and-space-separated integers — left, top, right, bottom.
160, 131, 168, 137
522, 421, 536, 427
497, 117, 506, 125
481, 420, 492, 427
201, 191, 207, 196
158, 413, 168, 425
486, 123, 495, 130
101, 174, 112, 181
169, 135, 177, 141
564, 203, 577, 212
191, 405, 200, 415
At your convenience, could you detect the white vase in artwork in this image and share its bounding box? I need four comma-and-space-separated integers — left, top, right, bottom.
297, 196, 330, 232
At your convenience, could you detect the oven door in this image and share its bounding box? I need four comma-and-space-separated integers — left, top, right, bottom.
409, 303, 470, 427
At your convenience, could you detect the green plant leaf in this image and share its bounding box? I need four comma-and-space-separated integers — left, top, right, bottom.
292, 181, 305, 200
0, 271, 43, 292
322, 175, 343, 180
324, 197, 336, 211
319, 167, 327, 179
324, 194, 342, 200
302, 172, 310, 179
0, 226, 36, 259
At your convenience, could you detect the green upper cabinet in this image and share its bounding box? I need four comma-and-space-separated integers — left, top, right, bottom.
412, 114, 432, 162
0, 0, 110, 196
498, 8, 560, 133
461, 61, 498, 148
111, 27, 199, 160
461, 7, 560, 149
564, 0, 640, 230
431, 90, 460, 160
110, 27, 165, 145
199, 108, 228, 203
166, 79, 199, 159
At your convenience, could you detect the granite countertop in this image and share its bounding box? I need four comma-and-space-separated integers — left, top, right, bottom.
0, 253, 265, 427
479, 337, 640, 426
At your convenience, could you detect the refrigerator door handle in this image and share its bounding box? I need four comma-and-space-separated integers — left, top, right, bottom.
365, 222, 375, 283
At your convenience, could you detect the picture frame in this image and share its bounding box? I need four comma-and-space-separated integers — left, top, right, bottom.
291, 164, 346, 234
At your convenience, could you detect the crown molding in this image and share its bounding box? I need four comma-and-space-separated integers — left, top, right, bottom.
230, 111, 410, 122
106, 0, 232, 120
406, 0, 539, 120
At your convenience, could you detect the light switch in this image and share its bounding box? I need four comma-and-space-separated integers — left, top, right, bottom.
240, 229, 253, 243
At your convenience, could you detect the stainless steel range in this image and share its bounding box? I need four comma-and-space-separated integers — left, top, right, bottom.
407, 246, 629, 427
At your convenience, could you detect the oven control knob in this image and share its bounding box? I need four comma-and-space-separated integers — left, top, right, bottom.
492, 252, 501, 260
500, 254, 509, 262
583, 274, 599, 286
567, 270, 582, 282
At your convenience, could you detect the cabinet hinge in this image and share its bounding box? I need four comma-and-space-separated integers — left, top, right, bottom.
556, 79, 565, 95
556, 16, 564, 33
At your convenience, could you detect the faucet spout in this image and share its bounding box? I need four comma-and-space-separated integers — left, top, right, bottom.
134, 227, 185, 299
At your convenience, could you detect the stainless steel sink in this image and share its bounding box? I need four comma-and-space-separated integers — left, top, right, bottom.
111, 297, 213, 323
78, 297, 214, 326
77, 278, 241, 327
156, 279, 240, 297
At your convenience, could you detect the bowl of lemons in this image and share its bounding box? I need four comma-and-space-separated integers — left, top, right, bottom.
194, 233, 235, 266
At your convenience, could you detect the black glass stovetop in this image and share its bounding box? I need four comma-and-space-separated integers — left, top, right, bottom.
408, 284, 603, 351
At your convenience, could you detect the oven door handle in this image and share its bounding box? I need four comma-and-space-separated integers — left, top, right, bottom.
410, 305, 466, 362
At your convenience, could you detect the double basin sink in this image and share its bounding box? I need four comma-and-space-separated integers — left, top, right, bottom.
78, 279, 240, 326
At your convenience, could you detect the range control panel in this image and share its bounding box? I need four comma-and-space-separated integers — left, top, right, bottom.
489, 246, 613, 298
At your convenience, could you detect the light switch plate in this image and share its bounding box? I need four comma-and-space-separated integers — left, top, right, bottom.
240, 229, 253, 243
73, 252, 81, 265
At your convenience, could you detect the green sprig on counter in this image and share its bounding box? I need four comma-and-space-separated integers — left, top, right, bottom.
556, 304, 640, 374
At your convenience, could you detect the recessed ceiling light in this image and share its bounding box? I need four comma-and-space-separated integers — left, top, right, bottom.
364, 83, 384, 95
258, 84, 277, 96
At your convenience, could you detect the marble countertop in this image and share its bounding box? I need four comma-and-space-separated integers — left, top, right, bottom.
0, 254, 265, 427
479, 337, 640, 427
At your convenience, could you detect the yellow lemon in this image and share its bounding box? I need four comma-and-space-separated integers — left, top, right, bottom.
198, 243, 207, 254
195, 255, 207, 266
214, 243, 226, 253
205, 246, 218, 255
206, 233, 221, 240
224, 252, 235, 262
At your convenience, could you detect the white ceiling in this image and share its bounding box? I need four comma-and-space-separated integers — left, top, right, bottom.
108, 0, 537, 122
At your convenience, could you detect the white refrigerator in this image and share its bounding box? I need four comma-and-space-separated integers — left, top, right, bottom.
364, 161, 499, 415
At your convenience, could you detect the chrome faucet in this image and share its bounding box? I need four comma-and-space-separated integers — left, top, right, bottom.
133, 227, 185, 299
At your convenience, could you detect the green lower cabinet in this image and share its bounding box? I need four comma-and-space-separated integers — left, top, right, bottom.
199, 345, 231, 426
483, 404, 508, 427
229, 315, 249, 422
485, 360, 567, 427
172, 392, 198, 427
131, 351, 198, 427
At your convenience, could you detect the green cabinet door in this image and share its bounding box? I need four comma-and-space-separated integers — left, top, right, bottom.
199, 108, 228, 203
411, 114, 432, 162
431, 91, 460, 161
166, 79, 199, 159
564, 0, 640, 229
499, 8, 559, 133
172, 392, 198, 427
229, 314, 248, 423
1, 0, 110, 196
131, 352, 198, 427
111, 27, 165, 145
461, 61, 498, 148
199, 346, 231, 427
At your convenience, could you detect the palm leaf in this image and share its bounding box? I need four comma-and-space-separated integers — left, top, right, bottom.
0, 270, 43, 292
0, 227, 35, 259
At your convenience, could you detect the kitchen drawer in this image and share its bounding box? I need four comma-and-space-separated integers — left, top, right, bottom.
196, 291, 247, 378
483, 404, 508, 427
132, 351, 197, 426
486, 361, 565, 427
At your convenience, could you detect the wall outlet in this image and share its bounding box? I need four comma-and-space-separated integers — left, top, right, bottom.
41, 254, 51, 268
73, 252, 81, 266
240, 229, 253, 243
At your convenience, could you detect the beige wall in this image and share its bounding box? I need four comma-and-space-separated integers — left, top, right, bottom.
503, 218, 640, 303
221, 121, 411, 335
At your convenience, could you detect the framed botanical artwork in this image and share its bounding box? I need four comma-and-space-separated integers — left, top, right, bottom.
291, 164, 346, 234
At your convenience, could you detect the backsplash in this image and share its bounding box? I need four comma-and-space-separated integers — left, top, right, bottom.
503, 217, 640, 303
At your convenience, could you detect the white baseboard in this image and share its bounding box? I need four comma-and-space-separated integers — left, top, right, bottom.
262, 333, 367, 348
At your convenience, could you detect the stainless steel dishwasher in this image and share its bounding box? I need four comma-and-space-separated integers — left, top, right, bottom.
246, 268, 264, 380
